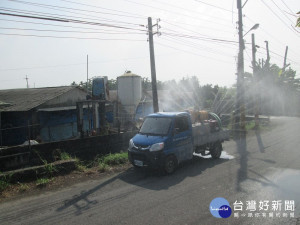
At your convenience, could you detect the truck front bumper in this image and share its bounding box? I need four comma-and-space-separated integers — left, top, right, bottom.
128, 149, 165, 169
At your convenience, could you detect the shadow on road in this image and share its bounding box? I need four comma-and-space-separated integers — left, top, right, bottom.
235, 133, 248, 192
56, 155, 229, 215
122, 155, 230, 191
235, 129, 278, 192
255, 129, 266, 153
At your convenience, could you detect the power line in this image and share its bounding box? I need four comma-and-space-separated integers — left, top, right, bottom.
260, 0, 299, 36
150, 0, 235, 24
162, 35, 235, 58
156, 40, 233, 64
0, 26, 146, 35
123, 0, 234, 29
162, 31, 239, 45
279, 0, 295, 15
7, 0, 145, 27
257, 47, 300, 66
0, 11, 147, 32
0, 18, 143, 33
162, 20, 235, 36
270, 0, 297, 27
194, 0, 237, 14
0, 7, 144, 29
59, 0, 146, 19
0, 32, 145, 41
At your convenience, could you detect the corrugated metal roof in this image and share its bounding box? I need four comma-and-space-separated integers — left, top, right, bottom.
0, 86, 83, 112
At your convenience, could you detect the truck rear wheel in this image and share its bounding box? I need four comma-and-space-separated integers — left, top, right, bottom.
210, 142, 222, 159
164, 155, 177, 174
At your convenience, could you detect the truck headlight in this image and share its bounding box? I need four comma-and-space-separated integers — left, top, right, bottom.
129, 139, 134, 149
149, 142, 164, 152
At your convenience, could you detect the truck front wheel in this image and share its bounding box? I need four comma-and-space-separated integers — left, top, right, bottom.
164, 155, 177, 174
210, 142, 222, 159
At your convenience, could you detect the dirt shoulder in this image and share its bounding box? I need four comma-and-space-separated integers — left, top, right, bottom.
0, 162, 132, 203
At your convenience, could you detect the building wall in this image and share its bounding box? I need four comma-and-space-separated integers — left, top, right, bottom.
40, 88, 87, 108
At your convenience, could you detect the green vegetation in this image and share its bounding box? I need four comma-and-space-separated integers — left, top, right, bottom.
98, 162, 109, 173
101, 152, 128, 165
97, 152, 128, 173
36, 178, 52, 187
0, 180, 10, 192
75, 159, 87, 172
245, 121, 256, 131
0, 172, 13, 192
0, 152, 128, 193
43, 161, 57, 177
18, 183, 29, 192
59, 152, 72, 160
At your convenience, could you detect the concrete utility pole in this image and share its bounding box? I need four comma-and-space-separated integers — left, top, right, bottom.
25, 75, 29, 88
235, 0, 245, 137
265, 41, 270, 67
252, 34, 259, 129
87, 54, 89, 93
282, 46, 289, 71
148, 17, 159, 113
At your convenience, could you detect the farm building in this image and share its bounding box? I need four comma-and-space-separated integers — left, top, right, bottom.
0, 86, 95, 146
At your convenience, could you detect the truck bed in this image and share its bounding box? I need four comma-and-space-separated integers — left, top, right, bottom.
192, 124, 230, 146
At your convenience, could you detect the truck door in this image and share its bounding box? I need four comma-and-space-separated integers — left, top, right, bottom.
172, 116, 193, 162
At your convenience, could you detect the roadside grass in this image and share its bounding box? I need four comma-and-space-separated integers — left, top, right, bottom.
18, 183, 29, 192
0, 180, 10, 192
36, 178, 52, 187
97, 152, 128, 172
0, 152, 129, 194
60, 152, 72, 160
245, 121, 256, 131
0, 173, 13, 192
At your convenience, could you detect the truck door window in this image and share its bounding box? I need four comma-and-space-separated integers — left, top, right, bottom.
174, 116, 189, 133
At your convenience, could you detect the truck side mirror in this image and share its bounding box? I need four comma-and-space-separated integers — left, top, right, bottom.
173, 128, 180, 136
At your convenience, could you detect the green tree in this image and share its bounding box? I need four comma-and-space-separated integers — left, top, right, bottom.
107, 79, 117, 90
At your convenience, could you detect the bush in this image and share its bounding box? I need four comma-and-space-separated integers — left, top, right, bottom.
98, 163, 108, 173
36, 178, 52, 187
101, 152, 128, 166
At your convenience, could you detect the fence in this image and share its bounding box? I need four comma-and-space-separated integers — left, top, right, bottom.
0, 131, 135, 172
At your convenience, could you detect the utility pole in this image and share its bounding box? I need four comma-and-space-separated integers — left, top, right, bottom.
252, 34, 259, 129
282, 46, 289, 71
265, 41, 270, 67
148, 17, 159, 113
235, 0, 245, 137
25, 75, 29, 88
87, 54, 89, 93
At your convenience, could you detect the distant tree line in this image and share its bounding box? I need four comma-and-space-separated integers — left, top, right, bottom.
71, 61, 299, 117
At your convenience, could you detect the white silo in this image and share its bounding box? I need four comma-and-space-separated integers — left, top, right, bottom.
117, 71, 142, 120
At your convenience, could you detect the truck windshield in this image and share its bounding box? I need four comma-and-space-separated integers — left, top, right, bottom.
139, 117, 172, 136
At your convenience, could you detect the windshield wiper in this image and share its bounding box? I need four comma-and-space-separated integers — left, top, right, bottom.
139, 132, 161, 136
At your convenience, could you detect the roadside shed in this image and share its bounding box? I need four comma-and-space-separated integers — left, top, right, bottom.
0, 86, 88, 146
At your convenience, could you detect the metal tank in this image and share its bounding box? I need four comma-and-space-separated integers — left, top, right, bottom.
92, 76, 108, 100
117, 71, 142, 117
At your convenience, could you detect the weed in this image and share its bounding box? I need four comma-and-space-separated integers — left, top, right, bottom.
75, 160, 87, 172
18, 183, 29, 192
0, 172, 13, 192
0, 180, 9, 192
36, 178, 52, 187
98, 162, 108, 173
245, 121, 256, 131
44, 162, 57, 177
101, 152, 128, 166
60, 152, 71, 160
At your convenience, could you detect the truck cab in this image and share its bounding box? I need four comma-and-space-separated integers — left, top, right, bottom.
128, 112, 194, 174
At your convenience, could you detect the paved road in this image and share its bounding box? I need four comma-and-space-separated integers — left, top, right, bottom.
1, 117, 300, 225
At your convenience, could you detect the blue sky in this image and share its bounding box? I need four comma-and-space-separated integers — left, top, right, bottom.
0, 0, 299, 89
